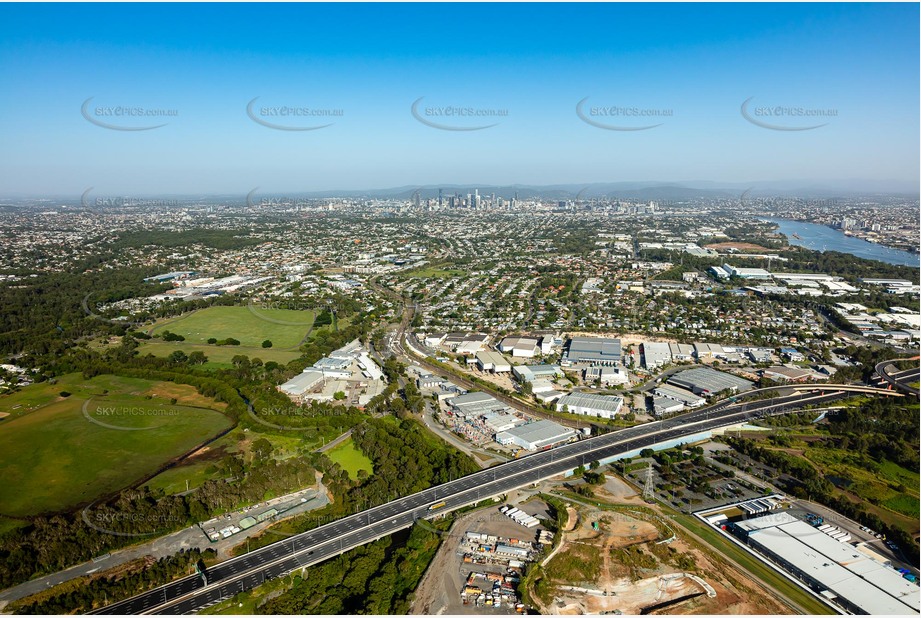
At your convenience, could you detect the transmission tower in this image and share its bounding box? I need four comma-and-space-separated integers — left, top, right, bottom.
643, 462, 655, 501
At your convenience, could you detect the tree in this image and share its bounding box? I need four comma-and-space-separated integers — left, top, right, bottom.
251, 438, 274, 461
262, 340, 273, 348
168, 350, 188, 364
188, 351, 208, 365
334, 391, 347, 401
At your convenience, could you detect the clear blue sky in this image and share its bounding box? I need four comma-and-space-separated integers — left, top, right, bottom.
0, 3, 917, 196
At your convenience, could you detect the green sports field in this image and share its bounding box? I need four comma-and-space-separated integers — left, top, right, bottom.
0, 374, 232, 517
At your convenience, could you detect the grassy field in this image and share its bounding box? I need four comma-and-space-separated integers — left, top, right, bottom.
137, 306, 351, 369
149, 305, 316, 349
325, 437, 373, 479
144, 461, 220, 495
0, 374, 232, 516
137, 341, 303, 368
802, 446, 920, 518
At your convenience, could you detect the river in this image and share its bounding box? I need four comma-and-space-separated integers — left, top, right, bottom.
762, 218, 919, 268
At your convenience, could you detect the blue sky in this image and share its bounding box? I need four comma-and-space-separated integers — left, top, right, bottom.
0, 3, 917, 195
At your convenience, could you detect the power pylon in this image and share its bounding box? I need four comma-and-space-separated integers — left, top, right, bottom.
643, 462, 655, 501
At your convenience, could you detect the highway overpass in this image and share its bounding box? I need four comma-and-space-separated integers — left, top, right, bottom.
93, 384, 894, 615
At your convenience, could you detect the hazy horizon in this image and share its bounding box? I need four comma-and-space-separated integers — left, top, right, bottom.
1, 3, 918, 195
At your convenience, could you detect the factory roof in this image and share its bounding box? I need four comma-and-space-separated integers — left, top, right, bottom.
496, 420, 577, 448
513, 364, 563, 381
279, 370, 325, 396
741, 515, 919, 614
564, 336, 621, 363
556, 392, 624, 413
668, 367, 753, 395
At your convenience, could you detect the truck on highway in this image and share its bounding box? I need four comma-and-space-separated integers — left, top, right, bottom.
428, 501, 447, 511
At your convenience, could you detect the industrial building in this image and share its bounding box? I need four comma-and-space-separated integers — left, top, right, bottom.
667, 367, 753, 396
278, 370, 325, 402
443, 332, 491, 355
582, 365, 629, 386
449, 391, 509, 417
556, 392, 623, 419
476, 350, 512, 373
498, 336, 540, 357
652, 383, 706, 408
642, 341, 672, 369
651, 395, 685, 416
482, 412, 524, 434
722, 264, 773, 280
495, 420, 578, 451
731, 512, 919, 615
668, 342, 695, 361
562, 336, 621, 367
513, 364, 564, 382
530, 379, 565, 403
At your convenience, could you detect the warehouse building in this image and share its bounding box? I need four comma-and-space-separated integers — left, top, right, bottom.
562, 336, 621, 366
693, 342, 724, 359
278, 370, 325, 401
668, 342, 696, 361
495, 420, 578, 451
450, 391, 509, 418
556, 392, 623, 419
476, 350, 512, 373
642, 341, 672, 370
530, 379, 565, 403
651, 395, 685, 416
513, 364, 564, 382
583, 365, 629, 386
667, 367, 753, 396
498, 336, 540, 358
652, 383, 706, 408
483, 412, 524, 434
723, 264, 773, 280
732, 512, 919, 615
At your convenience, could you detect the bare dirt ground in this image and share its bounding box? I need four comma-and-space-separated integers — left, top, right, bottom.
566, 331, 679, 346
534, 484, 791, 616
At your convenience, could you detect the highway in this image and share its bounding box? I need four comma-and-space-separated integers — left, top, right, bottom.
875, 357, 920, 396
93, 385, 882, 615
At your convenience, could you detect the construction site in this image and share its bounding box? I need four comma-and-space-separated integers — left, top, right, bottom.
527, 475, 793, 615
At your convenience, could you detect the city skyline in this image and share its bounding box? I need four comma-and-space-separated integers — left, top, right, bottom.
1, 3, 919, 195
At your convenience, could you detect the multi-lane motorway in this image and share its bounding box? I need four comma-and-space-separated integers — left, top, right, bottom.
875, 357, 920, 396
93, 384, 893, 615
